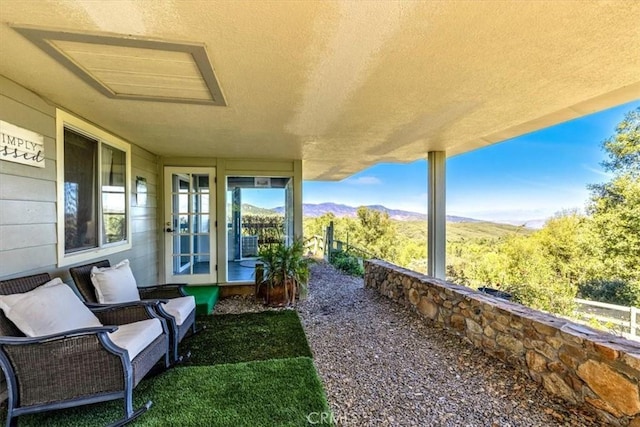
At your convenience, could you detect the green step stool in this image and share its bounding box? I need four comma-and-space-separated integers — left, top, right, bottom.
184, 285, 220, 315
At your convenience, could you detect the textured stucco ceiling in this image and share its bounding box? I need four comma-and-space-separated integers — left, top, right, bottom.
0, 1, 639, 180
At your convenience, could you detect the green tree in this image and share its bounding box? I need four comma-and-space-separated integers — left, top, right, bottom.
586, 107, 640, 304
534, 210, 600, 285
395, 238, 427, 270
304, 213, 336, 239
599, 108, 640, 178
353, 207, 397, 261
445, 230, 578, 315
578, 279, 640, 307
498, 234, 576, 315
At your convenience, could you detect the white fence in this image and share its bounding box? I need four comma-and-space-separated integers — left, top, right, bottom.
573, 298, 639, 341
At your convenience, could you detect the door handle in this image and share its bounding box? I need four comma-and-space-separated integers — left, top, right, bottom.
165, 227, 174, 233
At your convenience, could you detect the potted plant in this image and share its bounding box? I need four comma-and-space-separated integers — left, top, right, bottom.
257, 239, 312, 306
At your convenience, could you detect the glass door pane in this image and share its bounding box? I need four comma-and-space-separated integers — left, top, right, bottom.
164, 167, 216, 284
226, 176, 290, 282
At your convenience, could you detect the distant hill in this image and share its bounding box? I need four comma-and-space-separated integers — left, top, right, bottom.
447, 221, 533, 240
241, 203, 281, 216
389, 219, 531, 242
495, 218, 547, 229
250, 202, 538, 230
304, 203, 428, 220
276, 202, 483, 223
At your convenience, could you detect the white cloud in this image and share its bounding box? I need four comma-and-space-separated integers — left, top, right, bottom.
345, 176, 382, 185
582, 164, 613, 178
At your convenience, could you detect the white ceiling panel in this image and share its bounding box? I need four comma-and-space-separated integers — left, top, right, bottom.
0, 1, 638, 180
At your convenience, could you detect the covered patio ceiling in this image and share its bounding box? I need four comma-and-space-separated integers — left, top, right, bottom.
0, 1, 638, 180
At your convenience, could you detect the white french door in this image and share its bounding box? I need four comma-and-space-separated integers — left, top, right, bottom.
164, 167, 216, 284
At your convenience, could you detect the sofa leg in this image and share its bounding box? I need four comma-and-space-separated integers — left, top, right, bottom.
171, 341, 179, 367
108, 400, 152, 427
6, 413, 16, 427
171, 350, 191, 366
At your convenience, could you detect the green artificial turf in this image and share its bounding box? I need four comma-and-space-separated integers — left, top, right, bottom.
1, 310, 331, 426
9, 357, 332, 427
182, 310, 313, 365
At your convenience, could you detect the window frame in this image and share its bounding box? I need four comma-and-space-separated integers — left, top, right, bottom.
56, 109, 132, 267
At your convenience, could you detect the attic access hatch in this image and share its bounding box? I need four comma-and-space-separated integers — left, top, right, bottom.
13, 25, 226, 105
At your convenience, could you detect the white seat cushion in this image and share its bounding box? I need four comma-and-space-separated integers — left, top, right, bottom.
90, 259, 141, 304
108, 318, 163, 361
161, 296, 195, 326
0, 278, 102, 337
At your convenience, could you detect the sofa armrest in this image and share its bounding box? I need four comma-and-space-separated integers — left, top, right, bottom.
0, 326, 118, 345
138, 284, 187, 299
0, 328, 127, 407
90, 301, 161, 325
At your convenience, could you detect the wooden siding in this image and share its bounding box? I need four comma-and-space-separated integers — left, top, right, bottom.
0, 75, 160, 286
126, 143, 160, 285
0, 76, 57, 278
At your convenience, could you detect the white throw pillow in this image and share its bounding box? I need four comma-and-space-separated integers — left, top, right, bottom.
0, 278, 103, 337
90, 259, 141, 304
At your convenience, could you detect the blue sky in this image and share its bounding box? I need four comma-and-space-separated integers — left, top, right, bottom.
242, 99, 639, 223
301, 99, 640, 223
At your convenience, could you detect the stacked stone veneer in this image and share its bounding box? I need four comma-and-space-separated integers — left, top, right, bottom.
365, 260, 640, 426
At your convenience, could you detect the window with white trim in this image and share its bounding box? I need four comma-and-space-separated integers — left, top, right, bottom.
56, 110, 132, 266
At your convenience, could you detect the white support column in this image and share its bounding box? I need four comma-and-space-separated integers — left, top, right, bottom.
293, 159, 303, 240
427, 151, 446, 279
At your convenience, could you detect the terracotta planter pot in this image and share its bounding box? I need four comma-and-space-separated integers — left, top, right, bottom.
262, 279, 296, 307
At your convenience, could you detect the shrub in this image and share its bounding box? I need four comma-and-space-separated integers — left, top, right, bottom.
330, 250, 364, 277
506, 280, 577, 316
578, 279, 640, 306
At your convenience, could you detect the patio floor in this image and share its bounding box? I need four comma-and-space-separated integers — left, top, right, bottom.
296, 262, 602, 427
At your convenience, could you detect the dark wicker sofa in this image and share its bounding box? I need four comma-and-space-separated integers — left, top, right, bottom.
69, 260, 196, 365
0, 273, 170, 427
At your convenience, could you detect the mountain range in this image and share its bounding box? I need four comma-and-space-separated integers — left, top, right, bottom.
263, 202, 544, 228
271, 202, 482, 223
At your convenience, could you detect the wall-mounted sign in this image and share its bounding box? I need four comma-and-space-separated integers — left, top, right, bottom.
0, 120, 45, 168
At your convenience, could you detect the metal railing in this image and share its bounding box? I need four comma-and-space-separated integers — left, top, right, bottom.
573, 298, 639, 341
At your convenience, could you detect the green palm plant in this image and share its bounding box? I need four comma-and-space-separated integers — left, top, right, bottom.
257, 239, 312, 306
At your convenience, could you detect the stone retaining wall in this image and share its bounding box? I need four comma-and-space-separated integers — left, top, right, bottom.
365, 259, 640, 426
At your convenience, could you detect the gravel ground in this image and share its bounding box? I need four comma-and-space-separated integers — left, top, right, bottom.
214, 262, 605, 427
